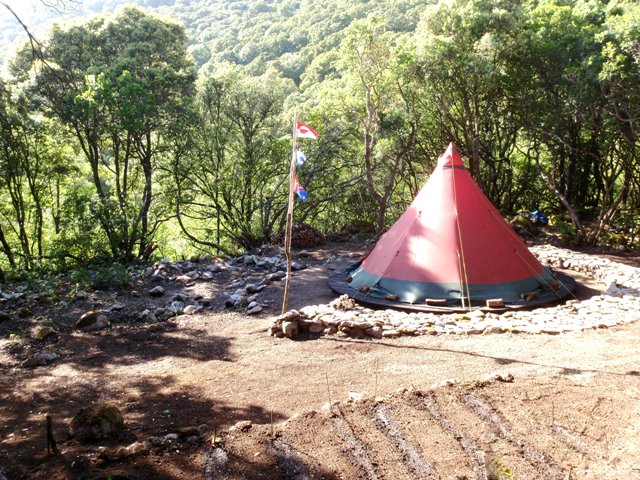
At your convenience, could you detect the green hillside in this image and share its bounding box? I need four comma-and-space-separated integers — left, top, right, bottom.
0, 0, 639, 274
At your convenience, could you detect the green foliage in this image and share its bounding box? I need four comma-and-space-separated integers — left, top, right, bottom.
0, 0, 639, 277
69, 263, 130, 291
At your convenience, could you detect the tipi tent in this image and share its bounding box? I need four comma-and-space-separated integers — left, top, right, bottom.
329, 143, 574, 311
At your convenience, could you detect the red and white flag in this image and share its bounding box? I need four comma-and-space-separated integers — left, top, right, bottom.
296, 121, 318, 140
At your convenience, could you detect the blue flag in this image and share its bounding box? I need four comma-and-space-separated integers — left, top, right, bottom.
296, 149, 307, 167
293, 175, 309, 201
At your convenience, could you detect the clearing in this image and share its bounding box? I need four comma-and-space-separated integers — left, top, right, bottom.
1, 243, 639, 479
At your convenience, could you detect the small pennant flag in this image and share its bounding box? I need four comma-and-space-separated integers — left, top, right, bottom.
296, 149, 307, 167
293, 175, 309, 201
296, 121, 318, 140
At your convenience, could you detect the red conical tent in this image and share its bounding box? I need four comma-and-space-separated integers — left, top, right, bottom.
329, 143, 573, 310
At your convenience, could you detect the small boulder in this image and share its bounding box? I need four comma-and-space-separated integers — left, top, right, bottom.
277, 309, 301, 323
183, 305, 199, 315
170, 300, 185, 313
282, 320, 299, 339
149, 286, 165, 297
176, 275, 192, 285
22, 351, 59, 367
266, 271, 286, 282
34, 326, 57, 341
75, 311, 109, 331
68, 403, 124, 441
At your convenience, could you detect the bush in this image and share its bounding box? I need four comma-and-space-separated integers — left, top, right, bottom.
70, 263, 130, 291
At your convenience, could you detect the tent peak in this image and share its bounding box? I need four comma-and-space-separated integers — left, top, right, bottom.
437, 142, 465, 168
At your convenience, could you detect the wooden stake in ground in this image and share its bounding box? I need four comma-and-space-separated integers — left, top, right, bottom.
281, 114, 299, 314
46, 414, 58, 455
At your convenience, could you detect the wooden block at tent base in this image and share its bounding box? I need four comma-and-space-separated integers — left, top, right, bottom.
385, 294, 399, 301
425, 298, 448, 306
520, 291, 538, 302
486, 298, 505, 308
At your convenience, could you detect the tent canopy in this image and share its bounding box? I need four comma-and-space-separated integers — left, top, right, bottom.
329, 143, 574, 311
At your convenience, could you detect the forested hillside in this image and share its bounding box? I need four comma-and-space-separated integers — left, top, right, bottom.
0, 0, 639, 276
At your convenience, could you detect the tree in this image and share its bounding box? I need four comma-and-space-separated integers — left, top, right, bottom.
338, 19, 422, 234
414, 0, 528, 209
170, 69, 293, 252
21, 7, 196, 261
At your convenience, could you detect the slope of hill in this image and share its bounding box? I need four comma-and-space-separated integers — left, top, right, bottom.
0, 0, 428, 81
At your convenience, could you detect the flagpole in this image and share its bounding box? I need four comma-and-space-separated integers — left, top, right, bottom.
282, 113, 298, 314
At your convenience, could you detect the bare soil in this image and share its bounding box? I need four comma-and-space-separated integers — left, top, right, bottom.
1, 244, 640, 479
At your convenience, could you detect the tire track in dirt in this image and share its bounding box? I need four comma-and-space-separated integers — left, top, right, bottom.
373, 404, 438, 479
408, 392, 487, 480
461, 393, 566, 480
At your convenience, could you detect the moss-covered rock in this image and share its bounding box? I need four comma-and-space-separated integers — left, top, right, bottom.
68, 403, 124, 441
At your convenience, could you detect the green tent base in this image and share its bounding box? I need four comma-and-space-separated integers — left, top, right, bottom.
328, 269, 576, 313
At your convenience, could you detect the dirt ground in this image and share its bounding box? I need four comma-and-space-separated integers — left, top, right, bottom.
1, 244, 640, 479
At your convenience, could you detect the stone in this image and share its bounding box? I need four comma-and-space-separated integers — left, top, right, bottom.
483, 326, 504, 334
171, 301, 185, 313
277, 309, 301, 323
183, 305, 199, 315
324, 325, 338, 335
172, 291, 190, 302
225, 294, 246, 308
349, 326, 366, 339
176, 275, 192, 285
76, 290, 89, 300
111, 441, 148, 460
247, 305, 263, 315
266, 271, 286, 282
282, 320, 299, 339
229, 420, 252, 433
365, 326, 383, 338
149, 286, 165, 297
331, 294, 357, 311
111, 303, 125, 311
34, 326, 57, 341
245, 283, 258, 293
68, 403, 124, 441
22, 351, 59, 367
382, 329, 402, 338
75, 311, 109, 331
308, 322, 326, 333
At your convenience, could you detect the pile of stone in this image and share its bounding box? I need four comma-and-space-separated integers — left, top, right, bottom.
270, 246, 640, 339
145, 249, 309, 317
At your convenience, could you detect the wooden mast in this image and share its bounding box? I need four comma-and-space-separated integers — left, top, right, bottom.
281, 114, 298, 314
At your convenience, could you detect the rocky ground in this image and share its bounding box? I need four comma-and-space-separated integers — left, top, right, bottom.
0, 242, 639, 479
